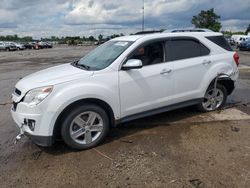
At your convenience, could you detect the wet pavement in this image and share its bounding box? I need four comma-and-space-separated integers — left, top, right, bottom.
0, 46, 250, 187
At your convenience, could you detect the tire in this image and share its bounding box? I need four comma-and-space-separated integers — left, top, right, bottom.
61, 104, 109, 150
197, 83, 227, 112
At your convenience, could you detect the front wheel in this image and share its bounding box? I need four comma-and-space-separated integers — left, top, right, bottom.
61, 104, 109, 150
197, 83, 227, 112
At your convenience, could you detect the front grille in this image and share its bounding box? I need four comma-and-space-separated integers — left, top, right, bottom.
14, 88, 21, 96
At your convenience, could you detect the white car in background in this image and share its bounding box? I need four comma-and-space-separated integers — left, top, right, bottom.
0, 42, 17, 51
12, 42, 25, 50
11, 31, 239, 150
232, 35, 250, 47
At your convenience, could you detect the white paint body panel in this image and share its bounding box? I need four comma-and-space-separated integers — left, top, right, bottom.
119, 62, 174, 117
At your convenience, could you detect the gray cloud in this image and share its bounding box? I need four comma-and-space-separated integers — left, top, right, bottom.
0, 0, 249, 38
0, 23, 17, 28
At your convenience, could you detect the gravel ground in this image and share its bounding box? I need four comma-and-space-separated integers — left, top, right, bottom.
0, 46, 250, 188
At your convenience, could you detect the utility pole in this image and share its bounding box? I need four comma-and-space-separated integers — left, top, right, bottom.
142, 0, 145, 31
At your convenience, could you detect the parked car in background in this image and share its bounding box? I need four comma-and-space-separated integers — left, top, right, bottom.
0, 41, 54, 52
237, 36, 250, 48
37, 41, 48, 49
0, 41, 7, 51
24, 42, 36, 49
231, 35, 244, 45
224, 36, 234, 45
12, 42, 25, 50
0, 42, 17, 51
46, 42, 53, 48
232, 35, 250, 48
239, 38, 250, 51
229, 38, 235, 45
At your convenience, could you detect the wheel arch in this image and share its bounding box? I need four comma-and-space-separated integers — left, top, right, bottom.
208, 77, 235, 95
53, 98, 115, 140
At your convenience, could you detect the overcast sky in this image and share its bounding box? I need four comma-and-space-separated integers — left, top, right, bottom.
0, 0, 249, 38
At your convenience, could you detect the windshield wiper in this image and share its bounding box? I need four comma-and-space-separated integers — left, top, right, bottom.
72, 60, 90, 70
76, 64, 90, 70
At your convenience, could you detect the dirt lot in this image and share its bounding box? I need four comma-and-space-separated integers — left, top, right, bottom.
0, 46, 250, 188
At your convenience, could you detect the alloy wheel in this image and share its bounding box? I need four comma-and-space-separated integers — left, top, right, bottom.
202, 88, 224, 111
69, 111, 104, 145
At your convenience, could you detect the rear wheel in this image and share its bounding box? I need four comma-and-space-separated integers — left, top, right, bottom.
61, 104, 109, 150
197, 83, 227, 112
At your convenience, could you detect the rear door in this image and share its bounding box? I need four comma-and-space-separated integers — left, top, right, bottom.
166, 37, 211, 102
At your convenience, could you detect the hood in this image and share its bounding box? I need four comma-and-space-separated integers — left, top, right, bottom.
14, 63, 93, 100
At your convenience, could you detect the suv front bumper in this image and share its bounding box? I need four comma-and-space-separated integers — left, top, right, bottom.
24, 132, 53, 147
11, 102, 54, 147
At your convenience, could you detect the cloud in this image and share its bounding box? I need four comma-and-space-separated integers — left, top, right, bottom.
0, 9, 17, 23
0, 0, 249, 38
0, 23, 17, 28
221, 19, 250, 31
64, 0, 142, 25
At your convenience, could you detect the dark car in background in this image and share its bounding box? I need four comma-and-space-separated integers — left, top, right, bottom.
24, 42, 36, 49
38, 41, 53, 48
46, 42, 53, 48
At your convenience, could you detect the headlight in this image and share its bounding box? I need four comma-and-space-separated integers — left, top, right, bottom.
23, 86, 53, 106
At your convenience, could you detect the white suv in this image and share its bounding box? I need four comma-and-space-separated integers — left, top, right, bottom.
11, 32, 239, 150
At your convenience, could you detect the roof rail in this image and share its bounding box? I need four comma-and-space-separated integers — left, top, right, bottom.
164, 28, 214, 33
134, 30, 163, 35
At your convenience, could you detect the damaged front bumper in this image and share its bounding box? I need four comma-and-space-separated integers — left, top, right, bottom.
11, 102, 54, 147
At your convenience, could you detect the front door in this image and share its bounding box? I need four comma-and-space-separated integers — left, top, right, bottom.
119, 41, 174, 118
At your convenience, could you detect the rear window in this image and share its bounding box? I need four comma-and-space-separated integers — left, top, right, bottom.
206, 36, 233, 51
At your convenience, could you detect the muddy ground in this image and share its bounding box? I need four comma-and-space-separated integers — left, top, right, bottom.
0, 46, 250, 188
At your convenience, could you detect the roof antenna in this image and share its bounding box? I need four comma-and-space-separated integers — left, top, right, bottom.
142, 0, 145, 31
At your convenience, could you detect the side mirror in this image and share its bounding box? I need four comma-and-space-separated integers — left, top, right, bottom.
122, 59, 143, 70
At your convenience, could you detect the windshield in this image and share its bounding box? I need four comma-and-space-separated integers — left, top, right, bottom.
76, 40, 133, 70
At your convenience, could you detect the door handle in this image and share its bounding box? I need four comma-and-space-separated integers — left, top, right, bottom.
202, 60, 212, 65
160, 69, 172, 75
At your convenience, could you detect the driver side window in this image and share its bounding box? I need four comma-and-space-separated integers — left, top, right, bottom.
129, 41, 164, 66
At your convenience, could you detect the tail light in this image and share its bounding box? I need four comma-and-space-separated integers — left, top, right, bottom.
233, 52, 240, 67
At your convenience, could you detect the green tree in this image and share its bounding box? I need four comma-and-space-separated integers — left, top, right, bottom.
98, 34, 103, 41
21, 36, 33, 42
245, 24, 250, 35
192, 8, 222, 32
88, 36, 96, 41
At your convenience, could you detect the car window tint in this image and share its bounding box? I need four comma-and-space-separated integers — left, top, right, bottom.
200, 43, 210, 56
169, 39, 209, 61
129, 42, 164, 66
206, 36, 233, 51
